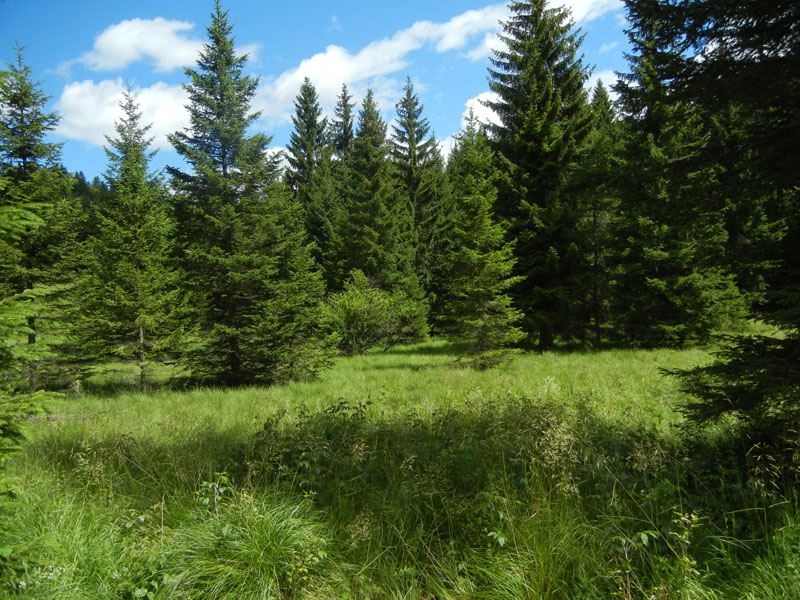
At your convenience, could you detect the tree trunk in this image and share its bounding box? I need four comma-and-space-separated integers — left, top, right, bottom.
138, 325, 147, 391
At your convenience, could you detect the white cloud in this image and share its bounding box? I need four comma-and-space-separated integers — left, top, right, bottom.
557, 0, 623, 23
75, 17, 203, 72
55, 79, 189, 150
598, 41, 620, 54
463, 91, 502, 129
466, 31, 503, 62
254, 4, 509, 126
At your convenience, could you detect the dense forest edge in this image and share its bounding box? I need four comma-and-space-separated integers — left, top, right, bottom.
2, 0, 798, 597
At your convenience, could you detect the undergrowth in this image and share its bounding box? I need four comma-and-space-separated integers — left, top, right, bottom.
1, 343, 798, 598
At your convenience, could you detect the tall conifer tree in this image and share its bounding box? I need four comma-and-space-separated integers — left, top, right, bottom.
640, 0, 800, 448
78, 89, 180, 389
390, 77, 452, 315
331, 83, 355, 161
286, 78, 336, 266
329, 89, 419, 295
486, 0, 592, 349
168, 2, 330, 385
0, 46, 77, 389
611, 22, 743, 347
443, 112, 524, 357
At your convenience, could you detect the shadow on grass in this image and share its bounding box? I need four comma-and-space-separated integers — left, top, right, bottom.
29, 396, 789, 570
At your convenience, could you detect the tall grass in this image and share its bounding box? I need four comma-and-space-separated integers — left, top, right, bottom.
2, 341, 797, 598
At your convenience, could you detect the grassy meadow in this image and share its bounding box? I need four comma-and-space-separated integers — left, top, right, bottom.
2, 340, 798, 598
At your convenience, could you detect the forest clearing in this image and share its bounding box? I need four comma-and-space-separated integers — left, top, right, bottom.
2, 0, 798, 596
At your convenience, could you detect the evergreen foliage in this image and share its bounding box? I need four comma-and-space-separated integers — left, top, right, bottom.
442, 112, 524, 359
167, 2, 331, 386
0, 68, 61, 573
486, 0, 593, 349
286, 78, 336, 268
0, 46, 78, 390
330, 83, 355, 161
641, 0, 800, 451
612, 26, 744, 347
390, 77, 453, 318
329, 90, 420, 297
573, 82, 622, 345
77, 89, 181, 389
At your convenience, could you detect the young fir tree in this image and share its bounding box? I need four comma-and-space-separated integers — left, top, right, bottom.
486, 0, 593, 350
78, 89, 181, 390
167, 2, 330, 386
611, 22, 744, 347
443, 111, 524, 360
390, 77, 452, 319
0, 46, 78, 390
285, 78, 336, 267
0, 70, 62, 561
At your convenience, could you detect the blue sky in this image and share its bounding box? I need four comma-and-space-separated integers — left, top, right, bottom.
2, 0, 630, 179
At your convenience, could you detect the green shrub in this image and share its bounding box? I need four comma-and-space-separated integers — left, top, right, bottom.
323, 270, 427, 354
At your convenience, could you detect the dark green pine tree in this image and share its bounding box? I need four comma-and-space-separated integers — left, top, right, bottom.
329, 89, 417, 292
330, 83, 355, 160
486, 0, 593, 350
285, 77, 336, 267
390, 77, 452, 318
167, 2, 330, 386
643, 0, 800, 452
573, 81, 623, 346
286, 77, 327, 195
611, 22, 744, 347
442, 111, 524, 359
78, 89, 181, 390
0, 45, 78, 390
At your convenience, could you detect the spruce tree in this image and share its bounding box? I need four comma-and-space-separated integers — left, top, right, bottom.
573, 82, 623, 345
641, 0, 800, 451
78, 89, 180, 389
330, 83, 355, 161
286, 77, 328, 196
0, 46, 77, 390
611, 23, 744, 347
390, 77, 452, 316
286, 78, 336, 266
327, 89, 427, 337
168, 2, 330, 386
443, 112, 524, 360
486, 0, 593, 350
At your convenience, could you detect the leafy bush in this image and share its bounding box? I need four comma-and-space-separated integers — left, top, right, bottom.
323, 270, 427, 354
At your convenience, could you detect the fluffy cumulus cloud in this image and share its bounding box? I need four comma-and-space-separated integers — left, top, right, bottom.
464, 0, 623, 61
254, 4, 509, 126
558, 0, 623, 23
55, 79, 189, 150
75, 17, 204, 72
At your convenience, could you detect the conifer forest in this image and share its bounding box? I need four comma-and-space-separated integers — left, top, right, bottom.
1, 0, 799, 597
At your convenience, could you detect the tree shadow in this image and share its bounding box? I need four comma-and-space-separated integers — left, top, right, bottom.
29, 396, 786, 557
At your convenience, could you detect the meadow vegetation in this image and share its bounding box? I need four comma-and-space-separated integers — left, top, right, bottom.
2, 340, 798, 598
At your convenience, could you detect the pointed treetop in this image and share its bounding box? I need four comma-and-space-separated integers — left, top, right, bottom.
104, 86, 156, 186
